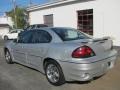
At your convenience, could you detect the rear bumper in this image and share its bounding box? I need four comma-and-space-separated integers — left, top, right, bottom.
60, 50, 117, 81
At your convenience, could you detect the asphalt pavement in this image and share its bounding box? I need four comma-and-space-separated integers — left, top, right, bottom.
0, 40, 120, 90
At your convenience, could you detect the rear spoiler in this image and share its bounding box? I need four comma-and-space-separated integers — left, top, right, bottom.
81, 36, 111, 44
92, 36, 111, 42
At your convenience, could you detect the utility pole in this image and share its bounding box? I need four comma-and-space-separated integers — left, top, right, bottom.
12, 0, 17, 28
29, 0, 32, 6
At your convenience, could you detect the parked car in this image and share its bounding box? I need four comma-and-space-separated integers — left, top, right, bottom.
2, 29, 23, 40
4, 27, 117, 86
24, 24, 48, 30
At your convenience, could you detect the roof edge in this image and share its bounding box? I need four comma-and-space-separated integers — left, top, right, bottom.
26, 0, 77, 12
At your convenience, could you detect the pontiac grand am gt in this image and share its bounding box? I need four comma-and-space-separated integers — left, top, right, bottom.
4, 27, 117, 86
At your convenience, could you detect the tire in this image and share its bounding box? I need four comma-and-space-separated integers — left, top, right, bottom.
44, 60, 65, 86
5, 50, 13, 64
4, 36, 8, 41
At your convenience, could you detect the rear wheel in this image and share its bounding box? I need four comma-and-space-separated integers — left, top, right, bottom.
5, 50, 13, 64
44, 60, 65, 86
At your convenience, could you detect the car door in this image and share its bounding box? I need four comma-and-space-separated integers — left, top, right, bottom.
12, 31, 33, 64
26, 30, 52, 70
9, 31, 18, 39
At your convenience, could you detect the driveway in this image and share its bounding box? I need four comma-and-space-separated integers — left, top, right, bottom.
0, 40, 120, 90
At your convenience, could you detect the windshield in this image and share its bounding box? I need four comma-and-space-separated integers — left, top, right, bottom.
10, 30, 17, 33
52, 28, 91, 41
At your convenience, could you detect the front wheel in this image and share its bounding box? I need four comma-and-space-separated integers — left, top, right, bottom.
45, 61, 65, 86
5, 50, 13, 64
4, 36, 8, 41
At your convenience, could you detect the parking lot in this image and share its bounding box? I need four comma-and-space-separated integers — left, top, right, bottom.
0, 40, 120, 90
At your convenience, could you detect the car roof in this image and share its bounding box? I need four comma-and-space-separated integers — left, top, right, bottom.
25, 27, 76, 33
21, 27, 75, 34
28, 27, 73, 30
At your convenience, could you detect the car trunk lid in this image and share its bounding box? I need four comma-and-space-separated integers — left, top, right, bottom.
82, 37, 112, 55
64, 37, 113, 55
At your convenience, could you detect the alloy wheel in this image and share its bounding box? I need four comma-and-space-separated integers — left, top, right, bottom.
46, 64, 60, 83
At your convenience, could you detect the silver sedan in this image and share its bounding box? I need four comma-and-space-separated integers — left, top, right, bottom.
4, 27, 117, 86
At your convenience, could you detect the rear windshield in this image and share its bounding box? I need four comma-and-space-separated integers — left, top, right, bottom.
52, 28, 90, 41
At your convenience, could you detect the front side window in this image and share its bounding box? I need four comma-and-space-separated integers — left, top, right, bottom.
52, 28, 90, 41
18, 31, 33, 43
31, 30, 52, 43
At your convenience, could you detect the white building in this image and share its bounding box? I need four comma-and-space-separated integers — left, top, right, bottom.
0, 15, 13, 37
0, 24, 10, 37
0, 15, 13, 27
27, 0, 120, 46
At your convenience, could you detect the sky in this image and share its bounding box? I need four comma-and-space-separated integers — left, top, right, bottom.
0, 0, 48, 16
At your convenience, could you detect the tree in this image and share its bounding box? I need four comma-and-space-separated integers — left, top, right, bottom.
7, 6, 28, 29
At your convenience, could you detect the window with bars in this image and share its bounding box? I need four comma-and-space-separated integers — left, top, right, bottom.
77, 9, 93, 35
44, 14, 54, 27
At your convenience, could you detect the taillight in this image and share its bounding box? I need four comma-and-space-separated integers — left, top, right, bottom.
72, 46, 95, 58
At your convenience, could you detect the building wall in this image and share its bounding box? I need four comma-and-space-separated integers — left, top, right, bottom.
0, 16, 13, 27
94, 0, 120, 46
29, 0, 120, 46
0, 27, 9, 36
29, 1, 96, 28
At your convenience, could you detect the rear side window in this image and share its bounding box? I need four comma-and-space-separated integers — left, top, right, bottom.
31, 30, 52, 43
